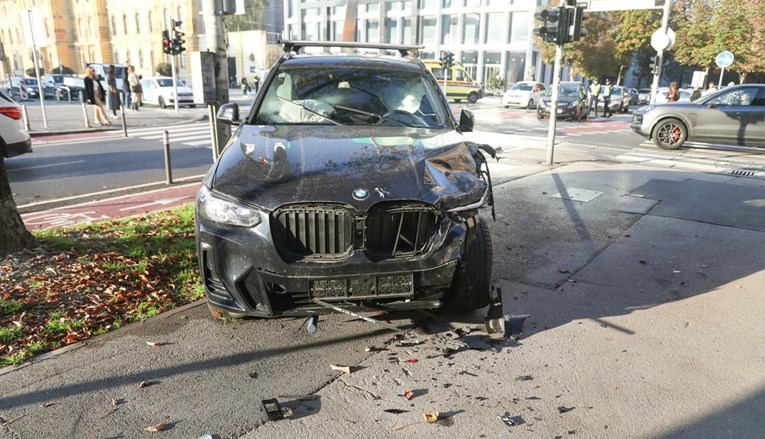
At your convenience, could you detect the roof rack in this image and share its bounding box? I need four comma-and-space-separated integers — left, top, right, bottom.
280, 40, 423, 58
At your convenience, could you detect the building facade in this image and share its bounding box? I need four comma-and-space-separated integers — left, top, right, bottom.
283, 0, 555, 88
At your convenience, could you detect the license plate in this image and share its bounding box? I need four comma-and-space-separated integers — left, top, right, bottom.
557, 109, 564, 113
311, 274, 414, 300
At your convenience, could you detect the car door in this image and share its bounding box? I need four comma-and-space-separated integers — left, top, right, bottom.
745, 87, 765, 147
694, 87, 759, 146
141, 80, 155, 104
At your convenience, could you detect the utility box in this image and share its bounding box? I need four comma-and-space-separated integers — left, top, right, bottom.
190, 51, 217, 104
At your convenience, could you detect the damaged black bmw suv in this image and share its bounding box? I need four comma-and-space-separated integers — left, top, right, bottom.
196, 41, 496, 319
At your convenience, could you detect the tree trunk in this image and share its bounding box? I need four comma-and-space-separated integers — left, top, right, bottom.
0, 157, 35, 257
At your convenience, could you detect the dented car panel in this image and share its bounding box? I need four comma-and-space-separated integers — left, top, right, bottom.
195, 42, 494, 318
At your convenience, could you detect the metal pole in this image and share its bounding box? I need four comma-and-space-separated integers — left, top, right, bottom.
171, 54, 179, 113
21, 105, 29, 131
208, 104, 219, 161
202, 0, 231, 150
121, 104, 127, 137
163, 130, 173, 184
718, 67, 725, 89
26, 9, 48, 128
81, 101, 91, 127
546, 43, 563, 166
649, 0, 672, 104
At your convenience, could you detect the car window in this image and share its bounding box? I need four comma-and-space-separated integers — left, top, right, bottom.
255, 66, 447, 128
559, 86, 581, 97
511, 83, 533, 91
157, 78, 174, 87
715, 87, 759, 106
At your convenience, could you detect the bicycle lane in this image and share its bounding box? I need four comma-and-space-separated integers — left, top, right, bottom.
21, 182, 200, 230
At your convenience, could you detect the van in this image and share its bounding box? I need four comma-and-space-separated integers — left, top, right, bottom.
423, 59, 483, 103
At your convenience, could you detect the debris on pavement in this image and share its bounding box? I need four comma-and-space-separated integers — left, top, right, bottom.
403, 390, 415, 400
330, 364, 353, 374
499, 412, 525, 427
262, 398, 284, 421
423, 411, 440, 423
144, 421, 167, 432
138, 380, 158, 388
278, 394, 320, 401
505, 314, 531, 341
484, 286, 505, 338
557, 406, 575, 413
248, 371, 258, 379
40, 402, 55, 408
384, 409, 409, 414
515, 375, 534, 381
405, 358, 418, 363
146, 341, 165, 347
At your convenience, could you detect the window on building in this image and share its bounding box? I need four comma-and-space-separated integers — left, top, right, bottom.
464, 0, 481, 7
461, 51, 478, 64
419, 0, 438, 9
148, 12, 153, 32
386, 1, 400, 12
418, 15, 436, 45
138, 49, 143, 69
367, 3, 379, 12
366, 19, 379, 43
442, 0, 452, 7
123, 14, 128, 35
485, 12, 503, 44
505, 50, 526, 84
508, 12, 529, 44
88, 17, 93, 38
441, 14, 458, 45
331, 21, 343, 41
135, 13, 141, 34
462, 13, 479, 45
384, 17, 398, 44
111, 16, 116, 36
403, 17, 412, 44
44, 19, 50, 38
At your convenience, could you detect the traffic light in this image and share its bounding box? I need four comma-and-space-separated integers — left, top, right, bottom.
567, 6, 585, 43
445, 52, 454, 70
172, 20, 186, 54
534, 7, 566, 45
649, 55, 660, 75
162, 30, 172, 54
439, 52, 447, 69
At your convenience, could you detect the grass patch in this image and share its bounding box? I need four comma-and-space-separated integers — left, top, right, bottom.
0, 299, 24, 317
0, 325, 24, 342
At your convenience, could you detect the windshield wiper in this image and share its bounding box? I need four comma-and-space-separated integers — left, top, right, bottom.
275, 96, 343, 125
333, 105, 418, 127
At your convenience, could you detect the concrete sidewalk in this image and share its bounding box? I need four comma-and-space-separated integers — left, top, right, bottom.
2, 144, 764, 439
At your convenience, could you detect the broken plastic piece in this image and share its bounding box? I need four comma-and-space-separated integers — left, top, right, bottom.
485, 286, 505, 337
557, 406, 575, 413
262, 398, 284, 420
505, 314, 531, 340
499, 412, 525, 427
423, 411, 440, 423
305, 315, 318, 333
313, 299, 401, 332
403, 390, 415, 400
330, 364, 352, 374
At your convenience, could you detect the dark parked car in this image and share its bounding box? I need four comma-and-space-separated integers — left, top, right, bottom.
537, 81, 589, 121
631, 84, 765, 149
196, 41, 496, 319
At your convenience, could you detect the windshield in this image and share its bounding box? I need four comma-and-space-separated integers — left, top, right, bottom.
254, 65, 447, 128
511, 83, 534, 91
23, 79, 39, 85
156, 78, 186, 87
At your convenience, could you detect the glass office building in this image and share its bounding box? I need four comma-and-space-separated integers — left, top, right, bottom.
284, 0, 559, 88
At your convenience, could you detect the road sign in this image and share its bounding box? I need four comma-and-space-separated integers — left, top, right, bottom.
578, 0, 663, 11
651, 28, 676, 51
715, 51, 734, 68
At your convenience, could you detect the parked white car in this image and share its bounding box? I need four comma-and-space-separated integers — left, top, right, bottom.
140, 77, 195, 108
0, 91, 32, 158
502, 81, 546, 109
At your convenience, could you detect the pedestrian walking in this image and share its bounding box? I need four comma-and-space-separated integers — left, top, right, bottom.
253, 75, 260, 93
702, 81, 717, 97
589, 79, 602, 117
128, 65, 143, 111
122, 63, 132, 110
602, 79, 613, 117
83, 66, 111, 126
689, 86, 701, 102
241, 77, 250, 97
105, 65, 121, 119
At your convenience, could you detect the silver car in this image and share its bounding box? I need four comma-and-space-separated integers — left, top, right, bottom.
631, 84, 765, 150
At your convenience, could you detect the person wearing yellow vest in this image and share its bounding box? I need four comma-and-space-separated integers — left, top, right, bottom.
602, 78, 613, 118
589, 79, 602, 117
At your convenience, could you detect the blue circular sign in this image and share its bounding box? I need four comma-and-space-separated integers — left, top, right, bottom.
716, 51, 734, 68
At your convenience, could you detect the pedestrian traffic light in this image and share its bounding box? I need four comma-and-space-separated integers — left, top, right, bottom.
162, 30, 172, 55
172, 20, 186, 54
534, 7, 566, 45
649, 55, 660, 75
567, 6, 585, 43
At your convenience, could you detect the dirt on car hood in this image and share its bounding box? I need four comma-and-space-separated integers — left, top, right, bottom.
210, 125, 488, 212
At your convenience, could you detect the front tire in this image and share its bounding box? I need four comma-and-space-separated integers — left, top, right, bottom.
445, 218, 493, 311
158, 96, 166, 109
527, 99, 534, 109
467, 92, 479, 104
653, 118, 687, 150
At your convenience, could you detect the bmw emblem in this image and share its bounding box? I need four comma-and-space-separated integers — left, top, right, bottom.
352, 188, 368, 200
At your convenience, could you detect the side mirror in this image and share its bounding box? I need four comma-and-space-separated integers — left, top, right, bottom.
217, 103, 241, 125
707, 100, 720, 108
459, 109, 474, 132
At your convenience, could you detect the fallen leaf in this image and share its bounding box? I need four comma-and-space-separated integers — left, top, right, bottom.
40, 402, 55, 408
558, 406, 575, 413
423, 411, 440, 423
146, 341, 164, 347
330, 364, 352, 374
403, 390, 414, 400
405, 358, 418, 364
144, 421, 166, 432
138, 380, 157, 388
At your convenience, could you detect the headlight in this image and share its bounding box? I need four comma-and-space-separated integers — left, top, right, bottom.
197, 186, 261, 227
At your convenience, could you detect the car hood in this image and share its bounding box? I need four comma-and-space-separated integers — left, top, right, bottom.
209, 125, 488, 212
541, 95, 579, 104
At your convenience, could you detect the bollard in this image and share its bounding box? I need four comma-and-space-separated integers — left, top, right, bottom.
81, 102, 91, 128
21, 105, 30, 131
163, 130, 173, 184
121, 105, 127, 137
208, 104, 219, 161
